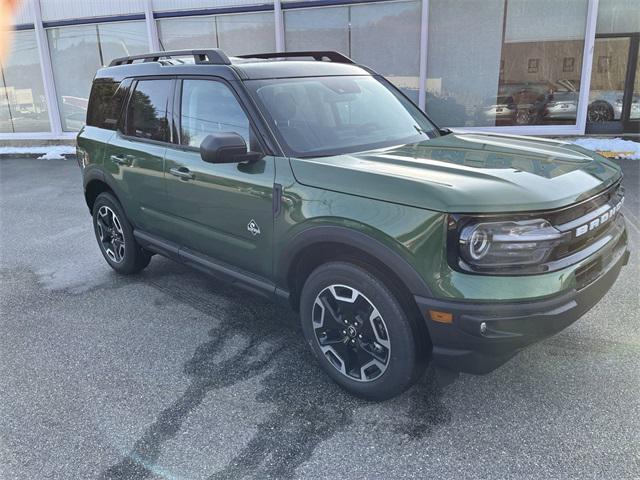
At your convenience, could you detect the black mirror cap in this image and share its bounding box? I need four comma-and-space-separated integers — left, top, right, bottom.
200, 132, 262, 164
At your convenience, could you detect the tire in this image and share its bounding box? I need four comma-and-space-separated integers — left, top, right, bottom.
299, 261, 428, 401
588, 101, 614, 122
92, 192, 151, 274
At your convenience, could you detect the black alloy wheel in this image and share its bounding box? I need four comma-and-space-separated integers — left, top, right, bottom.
312, 284, 391, 382
300, 261, 428, 400
96, 205, 126, 264
92, 192, 151, 274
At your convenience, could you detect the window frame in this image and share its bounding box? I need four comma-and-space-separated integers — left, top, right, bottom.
172, 75, 274, 156
119, 76, 177, 147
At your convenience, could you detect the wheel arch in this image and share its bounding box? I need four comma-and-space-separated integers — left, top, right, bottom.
278, 226, 433, 312
83, 168, 117, 214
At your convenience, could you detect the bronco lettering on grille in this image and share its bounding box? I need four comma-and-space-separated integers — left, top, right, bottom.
575, 198, 624, 238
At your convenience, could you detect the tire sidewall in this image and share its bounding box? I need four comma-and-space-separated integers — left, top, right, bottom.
92, 193, 143, 274
300, 262, 423, 400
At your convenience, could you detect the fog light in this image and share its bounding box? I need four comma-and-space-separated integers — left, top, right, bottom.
480, 322, 488, 334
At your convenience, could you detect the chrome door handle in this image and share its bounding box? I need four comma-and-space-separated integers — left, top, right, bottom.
110, 154, 130, 166
169, 167, 195, 180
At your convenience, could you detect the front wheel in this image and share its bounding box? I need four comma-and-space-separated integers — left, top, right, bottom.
92, 192, 151, 274
300, 262, 428, 401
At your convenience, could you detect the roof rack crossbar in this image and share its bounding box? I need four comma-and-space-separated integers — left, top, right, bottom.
109, 49, 231, 67
236, 51, 354, 64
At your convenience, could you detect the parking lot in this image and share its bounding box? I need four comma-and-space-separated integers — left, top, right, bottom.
0, 156, 638, 480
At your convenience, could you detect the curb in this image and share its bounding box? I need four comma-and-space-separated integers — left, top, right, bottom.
0, 154, 77, 160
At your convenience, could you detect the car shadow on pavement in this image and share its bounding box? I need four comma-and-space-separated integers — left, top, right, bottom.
99, 261, 452, 480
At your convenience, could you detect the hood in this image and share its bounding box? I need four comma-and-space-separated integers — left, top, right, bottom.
289, 133, 622, 213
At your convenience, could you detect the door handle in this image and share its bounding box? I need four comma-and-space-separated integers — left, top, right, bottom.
169, 167, 195, 180
110, 154, 130, 166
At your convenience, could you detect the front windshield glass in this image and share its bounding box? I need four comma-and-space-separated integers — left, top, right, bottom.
246, 76, 438, 157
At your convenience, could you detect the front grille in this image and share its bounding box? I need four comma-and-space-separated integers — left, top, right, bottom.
550, 181, 625, 262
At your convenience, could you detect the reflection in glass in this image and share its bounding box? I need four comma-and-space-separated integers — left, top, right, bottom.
588, 38, 630, 122
351, 1, 421, 103
127, 80, 171, 142
427, 0, 588, 127
180, 80, 250, 147
158, 12, 275, 56
217, 12, 275, 55
48, 21, 147, 132
0, 30, 50, 133
158, 17, 217, 51
284, 7, 349, 53
284, 1, 421, 104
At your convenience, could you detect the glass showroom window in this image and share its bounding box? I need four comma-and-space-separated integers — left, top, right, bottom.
586, 0, 640, 130
158, 17, 217, 51
284, 1, 421, 103
48, 21, 148, 132
0, 30, 50, 133
426, 0, 589, 128
158, 12, 275, 56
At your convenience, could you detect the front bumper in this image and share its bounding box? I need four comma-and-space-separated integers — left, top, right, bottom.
415, 245, 630, 375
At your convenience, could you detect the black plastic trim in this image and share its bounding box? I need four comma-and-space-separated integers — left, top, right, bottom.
276, 225, 433, 297
133, 229, 283, 301
110, 49, 231, 67
236, 51, 354, 64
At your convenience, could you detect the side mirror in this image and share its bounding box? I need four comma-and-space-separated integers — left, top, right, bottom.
200, 132, 262, 164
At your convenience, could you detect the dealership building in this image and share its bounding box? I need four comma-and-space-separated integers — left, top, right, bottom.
1, 0, 638, 141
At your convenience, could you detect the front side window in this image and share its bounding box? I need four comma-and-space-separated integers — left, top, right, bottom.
179, 79, 250, 148
247, 75, 437, 157
126, 80, 171, 142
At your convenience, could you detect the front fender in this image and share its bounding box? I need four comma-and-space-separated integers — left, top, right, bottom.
275, 224, 434, 298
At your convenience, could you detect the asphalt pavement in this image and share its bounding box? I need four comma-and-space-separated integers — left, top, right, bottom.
0, 157, 638, 480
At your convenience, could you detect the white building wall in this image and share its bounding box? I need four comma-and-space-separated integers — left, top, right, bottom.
39, 0, 145, 22
151, 0, 273, 13
14, 0, 36, 25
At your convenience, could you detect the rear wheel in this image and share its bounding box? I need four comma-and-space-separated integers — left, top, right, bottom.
300, 261, 427, 400
92, 192, 151, 274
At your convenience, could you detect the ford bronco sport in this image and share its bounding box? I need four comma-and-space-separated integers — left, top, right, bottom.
78, 49, 629, 400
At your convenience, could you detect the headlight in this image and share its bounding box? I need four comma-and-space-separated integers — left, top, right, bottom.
451, 217, 568, 273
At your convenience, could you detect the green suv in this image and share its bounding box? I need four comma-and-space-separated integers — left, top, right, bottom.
78, 49, 629, 400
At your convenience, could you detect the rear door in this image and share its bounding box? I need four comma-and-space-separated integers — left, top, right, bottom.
162, 77, 275, 279
104, 78, 175, 235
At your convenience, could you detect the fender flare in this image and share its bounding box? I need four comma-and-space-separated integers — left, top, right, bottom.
82, 167, 122, 212
276, 225, 433, 298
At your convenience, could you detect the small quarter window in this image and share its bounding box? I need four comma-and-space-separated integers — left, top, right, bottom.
126, 79, 172, 142
86, 80, 126, 130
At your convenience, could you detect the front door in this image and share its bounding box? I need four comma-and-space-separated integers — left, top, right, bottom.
163, 78, 275, 279
587, 33, 640, 134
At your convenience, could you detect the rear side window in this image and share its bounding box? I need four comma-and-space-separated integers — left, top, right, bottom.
126, 79, 172, 142
86, 80, 126, 130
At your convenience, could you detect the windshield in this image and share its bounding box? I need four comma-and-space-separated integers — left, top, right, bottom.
246, 76, 438, 157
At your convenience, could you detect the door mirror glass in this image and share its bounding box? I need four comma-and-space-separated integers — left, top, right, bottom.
200, 132, 260, 164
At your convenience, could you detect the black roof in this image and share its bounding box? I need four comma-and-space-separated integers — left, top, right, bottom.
98, 49, 371, 82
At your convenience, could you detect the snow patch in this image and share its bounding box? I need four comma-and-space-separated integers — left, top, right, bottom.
569, 137, 640, 160
0, 145, 75, 160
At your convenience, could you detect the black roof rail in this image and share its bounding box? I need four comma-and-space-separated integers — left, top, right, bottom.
235, 51, 355, 64
109, 49, 231, 67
